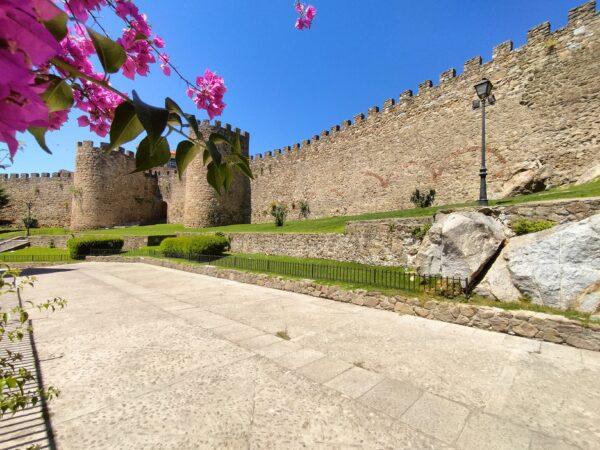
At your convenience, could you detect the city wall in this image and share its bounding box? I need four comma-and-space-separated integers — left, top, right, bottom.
0, 172, 73, 228
249, 2, 600, 222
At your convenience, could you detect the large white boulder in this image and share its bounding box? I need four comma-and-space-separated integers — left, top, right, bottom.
476, 214, 600, 313
414, 211, 510, 282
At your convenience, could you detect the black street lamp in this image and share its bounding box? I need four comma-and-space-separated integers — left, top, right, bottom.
472, 78, 496, 206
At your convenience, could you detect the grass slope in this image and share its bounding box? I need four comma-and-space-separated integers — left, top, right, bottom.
1, 178, 598, 237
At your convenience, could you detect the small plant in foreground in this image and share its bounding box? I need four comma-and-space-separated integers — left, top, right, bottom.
0, 266, 66, 418
410, 188, 436, 208
511, 219, 555, 235
411, 223, 432, 241
276, 330, 290, 340
269, 202, 288, 227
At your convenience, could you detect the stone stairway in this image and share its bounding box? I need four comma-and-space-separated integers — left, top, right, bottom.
0, 237, 30, 253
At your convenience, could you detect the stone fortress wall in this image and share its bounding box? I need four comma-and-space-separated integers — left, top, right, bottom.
249, 2, 600, 222
0, 122, 250, 230
0, 2, 597, 230
0, 171, 73, 228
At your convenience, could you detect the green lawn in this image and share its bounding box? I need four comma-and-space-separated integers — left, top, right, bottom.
2, 178, 598, 237
3, 247, 69, 255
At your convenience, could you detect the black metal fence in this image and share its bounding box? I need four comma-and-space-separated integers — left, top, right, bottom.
0, 254, 72, 262
95, 248, 467, 296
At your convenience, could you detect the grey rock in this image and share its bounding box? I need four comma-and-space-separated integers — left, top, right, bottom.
415, 211, 510, 281
477, 214, 600, 313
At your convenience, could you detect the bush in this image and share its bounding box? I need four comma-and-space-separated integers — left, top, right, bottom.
160, 234, 230, 259
298, 200, 310, 219
410, 188, 436, 208
22, 217, 38, 229
511, 219, 555, 236
147, 234, 176, 247
67, 237, 124, 260
269, 202, 288, 227
411, 222, 432, 241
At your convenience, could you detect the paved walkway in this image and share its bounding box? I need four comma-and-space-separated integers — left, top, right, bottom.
4, 262, 600, 449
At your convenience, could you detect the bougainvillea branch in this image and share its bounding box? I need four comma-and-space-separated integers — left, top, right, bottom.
0, 0, 317, 192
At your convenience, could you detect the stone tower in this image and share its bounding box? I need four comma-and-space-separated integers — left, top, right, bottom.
183, 123, 251, 228
70, 141, 162, 230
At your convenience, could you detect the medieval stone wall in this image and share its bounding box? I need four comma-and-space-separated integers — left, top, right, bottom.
0, 172, 73, 227
70, 141, 163, 230
249, 2, 600, 222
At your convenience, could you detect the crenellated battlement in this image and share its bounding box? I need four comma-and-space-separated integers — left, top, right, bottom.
249, 1, 598, 168
0, 171, 72, 180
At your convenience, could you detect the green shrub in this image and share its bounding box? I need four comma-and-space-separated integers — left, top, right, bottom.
67, 236, 124, 260
411, 222, 432, 240
147, 234, 176, 247
511, 219, 555, 236
269, 202, 288, 227
160, 234, 230, 259
410, 188, 436, 208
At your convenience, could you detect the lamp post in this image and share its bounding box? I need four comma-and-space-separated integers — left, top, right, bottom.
25, 202, 32, 237
472, 78, 496, 206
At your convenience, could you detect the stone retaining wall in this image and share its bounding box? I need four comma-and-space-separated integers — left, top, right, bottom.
228, 217, 429, 267
87, 256, 600, 352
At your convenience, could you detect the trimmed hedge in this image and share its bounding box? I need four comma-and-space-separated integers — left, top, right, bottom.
160, 234, 230, 259
67, 236, 124, 260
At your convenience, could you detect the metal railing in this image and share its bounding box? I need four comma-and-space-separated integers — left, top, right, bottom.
91, 248, 467, 296
0, 254, 72, 262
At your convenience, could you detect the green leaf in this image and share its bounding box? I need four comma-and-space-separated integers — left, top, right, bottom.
237, 157, 254, 179
209, 132, 229, 146
86, 27, 126, 73
27, 128, 52, 154
175, 140, 201, 179
168, 113, 182, 130
206, 141, 222, 165
43, 11, 68, 42
165, 97, 185, 116
42, 76, 73, 112
132, 91, 169, 141
134, 136, 170, 172
221, 164, 233, 192
186, 114, 200, 139
202, 148, 210, 165
109, 102, 144, 151
206, 162, 223, 194
231, 133, 243, 155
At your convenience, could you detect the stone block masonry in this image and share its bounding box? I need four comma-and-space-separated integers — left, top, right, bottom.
249, 2, 600, 222
0, 171, 73, 227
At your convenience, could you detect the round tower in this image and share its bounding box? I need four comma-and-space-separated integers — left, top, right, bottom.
70, 141, 160, 230
183, 124, 251, 228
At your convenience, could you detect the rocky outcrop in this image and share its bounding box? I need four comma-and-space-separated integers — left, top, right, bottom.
414, 211, 511, 283
476, 214, 600, 313
499, 161, 551, 198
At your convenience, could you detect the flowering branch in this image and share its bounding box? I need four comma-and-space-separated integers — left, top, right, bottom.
0, 0, 317, 193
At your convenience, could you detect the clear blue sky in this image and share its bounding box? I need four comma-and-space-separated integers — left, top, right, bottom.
4, 0, 590, 173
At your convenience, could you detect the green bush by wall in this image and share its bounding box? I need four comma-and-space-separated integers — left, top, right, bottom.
160, 234, 230, 259
511, 219, 555, 236
67, 236, 124, 260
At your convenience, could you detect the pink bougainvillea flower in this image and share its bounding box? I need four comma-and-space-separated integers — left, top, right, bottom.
77, 115, 90, 127
294, 2, 316, 30
159, 53, 170, 76
153, 36, 165, 48
63, 0, 107, 22
48, 110, 68, 130
188, 69, 226, 119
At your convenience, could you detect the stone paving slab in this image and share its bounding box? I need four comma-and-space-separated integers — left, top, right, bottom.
8, 262, 599, 449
